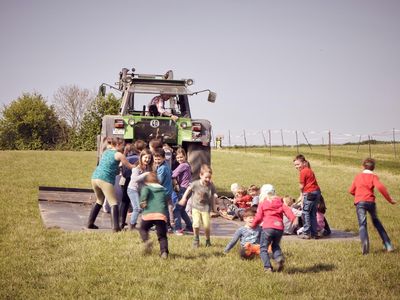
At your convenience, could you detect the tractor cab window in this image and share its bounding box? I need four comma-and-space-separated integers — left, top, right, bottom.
126, 93, 190, 118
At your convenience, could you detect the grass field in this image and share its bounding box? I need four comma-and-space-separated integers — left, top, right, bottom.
1, 146, 399, 299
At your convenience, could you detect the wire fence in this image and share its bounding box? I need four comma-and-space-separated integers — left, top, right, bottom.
212, 128, 399, 159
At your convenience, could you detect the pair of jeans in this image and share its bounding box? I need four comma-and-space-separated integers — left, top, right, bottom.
260, 228, 284, 270
139, 219, 168, 254
172, 187, 193, 231
302, 190, 320, 236
356, 201, 391, 254
127, 188, 141, 225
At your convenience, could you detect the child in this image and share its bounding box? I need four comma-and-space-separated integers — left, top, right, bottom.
87, 137, 135, 232
127, 149, 152, 230
316, 195, 331, 237
179, 164, 217, 248
139, 172, 169, 259
282, 196, 302, 235
153, 148, 174, 230
251, 184, 297, 272
233, 186, 253, 220
248, 185, 260, 207
293, 155, 321, 239
349, 158, 396, 254
224, 208, 261, 259
171, 147, 193, 235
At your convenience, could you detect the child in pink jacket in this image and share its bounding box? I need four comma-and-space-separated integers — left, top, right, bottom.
252, 184, 297, 272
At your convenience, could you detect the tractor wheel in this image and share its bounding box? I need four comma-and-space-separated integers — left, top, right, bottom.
187, 143, 211, 179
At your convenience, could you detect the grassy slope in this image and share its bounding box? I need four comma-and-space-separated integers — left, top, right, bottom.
0, 148, 399, 299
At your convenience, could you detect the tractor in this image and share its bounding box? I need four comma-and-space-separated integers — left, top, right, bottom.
98, 67, 217, 177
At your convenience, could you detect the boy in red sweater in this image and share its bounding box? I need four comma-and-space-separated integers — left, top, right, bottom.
251, 184, 297, 272
349, 158, 396, 254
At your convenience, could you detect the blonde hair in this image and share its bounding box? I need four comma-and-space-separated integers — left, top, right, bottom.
283, 195, 295, 207
200, 164, 212, 175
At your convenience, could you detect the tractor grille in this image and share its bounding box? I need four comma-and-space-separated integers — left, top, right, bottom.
134, 119, 177, 143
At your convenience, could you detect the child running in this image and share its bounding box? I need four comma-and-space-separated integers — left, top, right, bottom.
179, 164, 217, 248
349, 158, 396, 254
139, 172, 169, 259
224, 208, 261, 259
252, 184, 297, 272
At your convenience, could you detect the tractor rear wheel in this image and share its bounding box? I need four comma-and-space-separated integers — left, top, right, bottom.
187, 143, 211, 179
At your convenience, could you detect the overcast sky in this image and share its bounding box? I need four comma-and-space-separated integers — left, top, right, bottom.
1, 0, 399, 145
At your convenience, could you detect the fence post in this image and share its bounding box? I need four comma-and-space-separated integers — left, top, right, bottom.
269, 129, 272, 156
280, 129, 285, 149
228, 130, 231, 149
243, 129, 247, 153
295, 130, 299, 154
328, 130, 332, 162
368, 135, 372, 157
393, 128, 397, 159
356, 135, 362, 153
302, 132, 313, 150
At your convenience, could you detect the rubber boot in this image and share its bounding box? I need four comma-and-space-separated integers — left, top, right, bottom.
120, 201, 129, 229
87, 203, 102, 229
111, 205, 121, 232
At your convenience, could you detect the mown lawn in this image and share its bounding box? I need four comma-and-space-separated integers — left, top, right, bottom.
0, 147, 399, 299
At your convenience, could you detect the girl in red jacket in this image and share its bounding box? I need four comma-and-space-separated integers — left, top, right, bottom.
349, 158, 396, 254
251, 184, 297, 272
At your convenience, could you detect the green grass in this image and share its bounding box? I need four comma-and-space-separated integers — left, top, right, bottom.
1, 148, 399, 299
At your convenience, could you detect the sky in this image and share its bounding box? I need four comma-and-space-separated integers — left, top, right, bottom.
0, 0, 399, 145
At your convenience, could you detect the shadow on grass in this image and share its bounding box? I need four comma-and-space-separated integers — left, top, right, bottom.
286, 263, 335, 274
169, 250, 225, 260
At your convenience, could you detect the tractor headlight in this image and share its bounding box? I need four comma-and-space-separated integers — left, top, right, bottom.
128, 118, 135, 126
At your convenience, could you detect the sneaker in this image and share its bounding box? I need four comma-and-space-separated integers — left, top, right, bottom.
175, 229, 184, 236
385, 242, 394, 252
87, 224, 99, 229
276, 260, 285, 272
143, 240, 153, 255
205, 240, 212, 247
264, 268, 273, 273
298, 234, 311, 240
160, 252, 168, 259
193, 239, 200, 248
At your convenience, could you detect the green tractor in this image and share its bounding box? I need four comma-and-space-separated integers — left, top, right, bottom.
98, 67, 217, 177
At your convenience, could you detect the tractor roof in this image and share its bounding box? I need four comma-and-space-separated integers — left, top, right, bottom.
128, 77, 192, 95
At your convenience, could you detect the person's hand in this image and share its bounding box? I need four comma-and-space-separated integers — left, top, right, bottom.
178, 199, 186, 206
140, 201, 147, 209
391, 199, 397, 205
171, 115, 179, 122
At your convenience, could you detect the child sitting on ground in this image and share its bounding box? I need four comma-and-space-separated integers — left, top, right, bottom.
282, 196, 302, 235
317, 195, 331, 237
224, 208, 261, 259
248, 185, 261, 208
233, 186, 253, 220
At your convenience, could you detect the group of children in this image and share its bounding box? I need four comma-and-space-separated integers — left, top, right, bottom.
88, 140, 397, 270
88, 138, 217, 259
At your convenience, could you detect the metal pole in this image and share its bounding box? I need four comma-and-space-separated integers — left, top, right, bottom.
302, 131, 313, 150
295, 130, 299, 154
393, 128, 397, 159
261, 130, 267, 147
356, 135, 362, 153
228, 130, 231, 149
368, 135, 372, 157
269, 129, 272, 156
243, 129, 247, 152
328, 130, 332, 162
280, 129, 285, 148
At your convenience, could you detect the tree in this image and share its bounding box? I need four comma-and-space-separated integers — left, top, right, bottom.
53, 85, 94, 132
0, 93, 64, 150
73, 93, 121, 150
